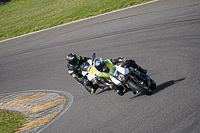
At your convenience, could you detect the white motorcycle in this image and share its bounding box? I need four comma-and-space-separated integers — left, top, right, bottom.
109, 63, 155, 95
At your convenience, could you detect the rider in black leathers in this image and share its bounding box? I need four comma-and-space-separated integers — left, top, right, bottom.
67, 53, 98, 94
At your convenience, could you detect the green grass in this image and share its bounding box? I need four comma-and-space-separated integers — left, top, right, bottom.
0, 0, 151, 41
0, 110, 26, 133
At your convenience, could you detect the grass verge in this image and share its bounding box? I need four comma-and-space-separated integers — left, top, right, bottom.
0, 110, 26, 133
0, 0, 151, 41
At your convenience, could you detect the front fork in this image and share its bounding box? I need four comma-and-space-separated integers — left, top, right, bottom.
123, 75, 138, 94
126, 75, 144, 86
124, 75, 143, 94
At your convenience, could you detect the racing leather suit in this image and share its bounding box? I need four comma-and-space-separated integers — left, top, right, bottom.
94, 59, 114, 89
67, 56, 97, 94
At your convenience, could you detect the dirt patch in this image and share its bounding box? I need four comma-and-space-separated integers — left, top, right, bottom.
0, 103, 31, 116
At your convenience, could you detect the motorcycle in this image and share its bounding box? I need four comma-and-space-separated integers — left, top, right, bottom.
81, 53, 109, 90
82, 53, 156, 95
109, 61, 156, 95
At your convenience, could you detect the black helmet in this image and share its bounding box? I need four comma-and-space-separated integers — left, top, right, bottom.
67, 53, 79, 66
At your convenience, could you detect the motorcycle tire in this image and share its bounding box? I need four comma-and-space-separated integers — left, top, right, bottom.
128, 80, 152, 95
149, 79, 156, 90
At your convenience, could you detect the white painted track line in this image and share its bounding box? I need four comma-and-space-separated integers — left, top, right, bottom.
0, 0, 159, 43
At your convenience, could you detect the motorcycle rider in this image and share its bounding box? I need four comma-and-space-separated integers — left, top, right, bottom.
93, 56, 149, 96
66, 53, 98, 94
92, 57, 114, 90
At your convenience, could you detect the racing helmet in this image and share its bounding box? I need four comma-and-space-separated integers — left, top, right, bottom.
66, 53, 79, 66
94, 57, 105, 71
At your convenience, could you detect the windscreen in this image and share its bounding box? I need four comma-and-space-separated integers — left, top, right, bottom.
109, 66, 117, 76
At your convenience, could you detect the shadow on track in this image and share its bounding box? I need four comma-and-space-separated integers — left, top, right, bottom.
129, 78, 186, 99
95, 88, 112, 95
153, 78, 186, 94
95, 78, 186, 97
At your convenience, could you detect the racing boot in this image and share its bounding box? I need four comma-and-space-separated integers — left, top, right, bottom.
125, 60, 147, 74
82, 82, 97, 94
136, 65, 147, 74
91, 88, 96, 94
91, 84, 98, 94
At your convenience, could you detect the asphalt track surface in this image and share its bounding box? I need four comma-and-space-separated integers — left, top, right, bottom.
0, 0, 200, 133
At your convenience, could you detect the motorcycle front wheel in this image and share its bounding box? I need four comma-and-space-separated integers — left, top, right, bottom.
128, 80, 152, 95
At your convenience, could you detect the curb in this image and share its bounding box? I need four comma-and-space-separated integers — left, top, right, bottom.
0, 90, 73, 133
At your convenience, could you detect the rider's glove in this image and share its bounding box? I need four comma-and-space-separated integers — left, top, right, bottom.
91, 88, 96, 94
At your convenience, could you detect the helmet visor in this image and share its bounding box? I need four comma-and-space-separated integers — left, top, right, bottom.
70, 57, 78, 65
